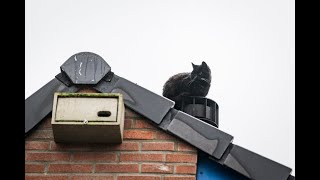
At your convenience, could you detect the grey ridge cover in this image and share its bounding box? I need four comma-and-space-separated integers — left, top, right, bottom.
94, 75, 175, 124
60, 52, 111, 84
223, 144, 292, 180
25, 78, 79, 133
167, 111, 233, 159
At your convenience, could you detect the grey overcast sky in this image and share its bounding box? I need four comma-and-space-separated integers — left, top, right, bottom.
25, 0, 295, 175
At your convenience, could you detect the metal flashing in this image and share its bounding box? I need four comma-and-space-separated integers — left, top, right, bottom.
25, 78, 79, 134
167, 111, 233, 159
223, 144, 292, 180
60, 52, 111, 85
94, 75, 175, 124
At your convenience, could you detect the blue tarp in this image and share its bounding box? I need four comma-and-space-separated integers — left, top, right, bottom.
197, 151, 250, 180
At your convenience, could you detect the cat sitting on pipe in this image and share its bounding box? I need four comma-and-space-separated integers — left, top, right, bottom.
162, 61, 211, 110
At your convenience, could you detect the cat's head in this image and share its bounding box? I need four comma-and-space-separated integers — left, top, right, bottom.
190, 61, 211, 85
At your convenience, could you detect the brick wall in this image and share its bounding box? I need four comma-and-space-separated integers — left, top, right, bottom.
25, 89, 198, 180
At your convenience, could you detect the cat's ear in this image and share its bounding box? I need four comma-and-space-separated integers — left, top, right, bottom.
201, 61, 207, 67
192, 62, 197, 69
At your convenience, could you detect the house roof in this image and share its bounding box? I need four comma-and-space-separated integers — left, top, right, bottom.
25, 52, 295, 180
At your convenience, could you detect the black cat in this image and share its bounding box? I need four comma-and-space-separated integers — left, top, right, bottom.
162, 61, 211, 110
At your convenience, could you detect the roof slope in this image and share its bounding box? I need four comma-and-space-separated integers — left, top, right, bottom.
25, 52, 295, 180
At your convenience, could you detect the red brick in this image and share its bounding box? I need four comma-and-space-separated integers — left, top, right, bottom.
142, 142, 174, 151
27, 130, 54, 140
177, 143, 197, 152
25, 164, 45, 173
77, 88, 99, 93
124, 119, 133, 129
50, 141, 95, 151
38, 117, 52, 129
104, 142, 139, 151
26, 152, 70, 161
175, 165, 197, 174
48, 164, 93, 173
120, 153, 164, 162
51, 142, 105, 151
125, 108, 143, 118
135, 120, 156, 129
141, 163, 173, 173
25, 175, 68, 180
50, 142, 139, 151
70, 175, 114, 180
164, 176, 196, 180
155, 131, 178, 141
118, 175, 161, 180
50, 141, 107, 151
166, 154, 197, 163
73, 152, 117, 162
25, 141, 50, 150
96, 164, 139, 173
124, 130, 154, 140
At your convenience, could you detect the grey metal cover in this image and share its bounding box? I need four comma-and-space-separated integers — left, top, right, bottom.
94, 75, 175, 124
167, 111, 233, 159
223, 144, 292, 180
25, 78, 79, 134
60, 52, 111, 84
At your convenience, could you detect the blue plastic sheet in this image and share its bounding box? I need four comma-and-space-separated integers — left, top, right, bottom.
197, 151, 250, 180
